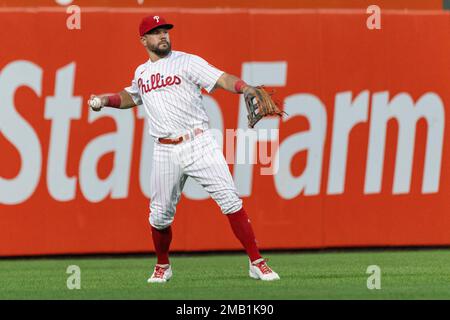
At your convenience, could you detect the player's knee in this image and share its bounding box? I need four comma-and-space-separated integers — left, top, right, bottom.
149, 213, 173, 230
220, 198, 243, 215
149, 205, 175, 230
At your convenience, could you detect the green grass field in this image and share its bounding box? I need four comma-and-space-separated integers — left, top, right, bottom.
1, 249, 450, 300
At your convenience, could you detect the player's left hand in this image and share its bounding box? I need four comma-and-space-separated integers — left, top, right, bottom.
242, 85, 257, 97
243, 86, 286, 128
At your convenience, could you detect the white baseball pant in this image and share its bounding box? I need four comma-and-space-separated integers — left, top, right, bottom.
149, 129, 243, 230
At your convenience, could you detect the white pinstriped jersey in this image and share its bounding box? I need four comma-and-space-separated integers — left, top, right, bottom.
125, 50, 224, 138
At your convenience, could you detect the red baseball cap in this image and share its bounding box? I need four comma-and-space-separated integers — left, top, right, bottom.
139, 15, 174, 36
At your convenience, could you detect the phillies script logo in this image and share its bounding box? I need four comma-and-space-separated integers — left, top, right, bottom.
138, 73, 182, 94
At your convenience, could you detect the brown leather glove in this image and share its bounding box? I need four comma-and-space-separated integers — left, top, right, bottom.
244, 86, 285, 128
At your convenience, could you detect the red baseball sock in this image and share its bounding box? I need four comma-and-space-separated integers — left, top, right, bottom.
227, 207, 262, 262
151, 226, 172, 265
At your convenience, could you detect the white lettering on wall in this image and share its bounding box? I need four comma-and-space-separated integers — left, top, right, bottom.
0, 61, 43, 205
44, 63, 82, 201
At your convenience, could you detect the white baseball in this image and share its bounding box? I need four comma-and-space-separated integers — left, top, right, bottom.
89, 97, 102, 109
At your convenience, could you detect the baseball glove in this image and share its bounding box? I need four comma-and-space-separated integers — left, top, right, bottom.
244, 86, 285, 128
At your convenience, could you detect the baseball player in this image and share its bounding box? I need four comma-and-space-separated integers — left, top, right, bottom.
88, 15, 279, 283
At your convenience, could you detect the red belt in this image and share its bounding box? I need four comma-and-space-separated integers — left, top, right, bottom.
158, 128, 204, 145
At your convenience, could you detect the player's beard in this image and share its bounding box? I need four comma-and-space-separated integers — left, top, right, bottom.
150, 41, 172, 57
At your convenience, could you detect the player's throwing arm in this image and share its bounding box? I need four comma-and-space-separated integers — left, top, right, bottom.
88, 91, 137, 111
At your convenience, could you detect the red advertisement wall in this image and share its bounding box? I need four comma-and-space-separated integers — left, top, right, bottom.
0, 0, 444, 10
1, 8, 449, 256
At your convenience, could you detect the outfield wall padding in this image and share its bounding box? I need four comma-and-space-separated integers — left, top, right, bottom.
0, 9, 449, 256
